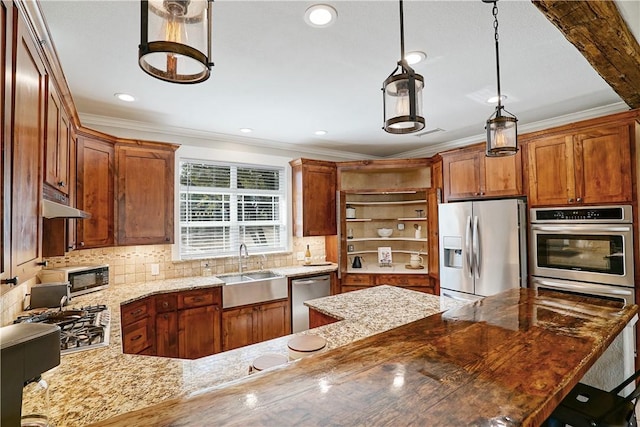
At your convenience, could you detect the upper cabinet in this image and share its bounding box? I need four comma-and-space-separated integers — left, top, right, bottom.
76, 133, 115, 249
524, 123, 633, 207
116, 142, 176, 245
441, 144, 522, 202
44, 79, 70, 196
2, 4, 46, 288
290, 158, 337, 237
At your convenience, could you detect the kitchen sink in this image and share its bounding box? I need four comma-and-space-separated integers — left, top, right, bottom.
242, 271, 281, 280
217, 271, 287, 308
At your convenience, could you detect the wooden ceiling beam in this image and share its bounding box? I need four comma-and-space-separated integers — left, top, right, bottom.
532, 0, 640, 109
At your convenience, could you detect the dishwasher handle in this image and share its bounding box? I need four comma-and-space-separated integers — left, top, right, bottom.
292, 275, 331, 285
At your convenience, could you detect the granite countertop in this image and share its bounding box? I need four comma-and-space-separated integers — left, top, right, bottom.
90, 288, 638, 427
23, 264, 461, 427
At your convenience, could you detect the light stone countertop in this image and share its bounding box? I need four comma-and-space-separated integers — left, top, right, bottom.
22, 264, 463, 427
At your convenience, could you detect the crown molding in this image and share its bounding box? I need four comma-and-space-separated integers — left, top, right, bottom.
391, 102, 630, 159
79, 113, 381, 162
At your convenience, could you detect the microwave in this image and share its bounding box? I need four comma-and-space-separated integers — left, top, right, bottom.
38, 265, 110, 297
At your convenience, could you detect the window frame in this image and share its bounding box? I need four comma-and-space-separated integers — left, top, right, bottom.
176, 156, 290, 260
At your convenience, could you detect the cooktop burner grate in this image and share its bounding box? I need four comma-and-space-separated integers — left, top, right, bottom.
14, 304, 111, 354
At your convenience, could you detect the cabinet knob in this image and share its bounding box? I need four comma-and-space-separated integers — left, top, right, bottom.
165, 237, 170, 242
1, 276, 18, 286
162, 301, 169, 308
57, 181, 65, 188
576, 197, 582, 203
568, 198, 574, 203
79, 242, 85, 247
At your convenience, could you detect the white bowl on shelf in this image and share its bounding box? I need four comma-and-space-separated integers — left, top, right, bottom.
377, 228, 393, 238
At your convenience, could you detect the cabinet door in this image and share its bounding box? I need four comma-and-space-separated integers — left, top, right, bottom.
122, 317, 154, 354
44, 81, 69, 195
483, 151, 522, 197
116, 144, 174, 245
575, 125, 632, 204
291, 159, 337, 237
76, 136, 114, 248
178, 304, 221, 359
1, 0, 10, 284
525, 135, 575, 206
222, 306, 257, 351
257, 300, 289, 342
442, 150, 482, 201
427, 187, 439, 280
156, 311, 179, 358
9, 9, 46, 281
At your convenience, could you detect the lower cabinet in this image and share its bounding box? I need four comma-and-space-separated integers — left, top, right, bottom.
309, 308, 340, 329
222, 299, 289, 352
341, 273, 437, 295
121, 287, 222, 359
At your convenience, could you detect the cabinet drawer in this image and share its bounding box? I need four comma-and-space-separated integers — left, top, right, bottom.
156, 294, 178, 313
342, 274, 373, 286
121, 299, 150, 325
122, 318, 153, 354
178, 288, 221, 309
376, 274, 429, 287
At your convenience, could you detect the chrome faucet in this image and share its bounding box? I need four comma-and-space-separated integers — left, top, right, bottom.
239, 243, 249, 274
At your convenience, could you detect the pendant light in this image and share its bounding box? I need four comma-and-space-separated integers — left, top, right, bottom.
484, 0, 517, 157
139, 0, 214, 84
382, 0, 425, 134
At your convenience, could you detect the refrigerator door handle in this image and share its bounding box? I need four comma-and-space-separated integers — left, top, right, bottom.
472, 215, 480, 279
465, 215, 473, 278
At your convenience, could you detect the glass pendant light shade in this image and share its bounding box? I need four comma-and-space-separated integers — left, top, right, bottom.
383, 66, 425, 134
486, 108, 517, 156
139, 0, 213, 84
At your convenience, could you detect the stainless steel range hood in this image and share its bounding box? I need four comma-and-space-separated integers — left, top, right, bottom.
42, 199, 91, 219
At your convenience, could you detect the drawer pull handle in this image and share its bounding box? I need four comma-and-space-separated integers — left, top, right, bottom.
131, 334, 143, 341
162, 301, 169, 308
193, 297, 204, 302
131, 309, 143, 316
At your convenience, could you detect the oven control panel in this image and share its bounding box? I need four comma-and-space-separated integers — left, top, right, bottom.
531, 205, 632, 223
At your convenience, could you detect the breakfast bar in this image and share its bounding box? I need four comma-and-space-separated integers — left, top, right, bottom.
90, 288, 637, 427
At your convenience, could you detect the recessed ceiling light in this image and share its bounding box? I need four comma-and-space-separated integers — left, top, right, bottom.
239, 128, 253, 133
304, 5, 337, 28
114, 93, 135, 102
314, 130, 328, 136
405, 51, 427, 65
487, 95, 508, 103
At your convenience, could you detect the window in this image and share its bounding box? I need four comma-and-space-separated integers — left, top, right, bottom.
179, 160, 287, 259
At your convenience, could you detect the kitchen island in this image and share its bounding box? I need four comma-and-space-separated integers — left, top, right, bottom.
23, 268, 462, 427
88, 287, 637, 427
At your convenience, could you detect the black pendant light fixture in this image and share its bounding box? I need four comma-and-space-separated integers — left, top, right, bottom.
382, 0, 425, 134
139, 0, 214, 84
484, 0, 517, 156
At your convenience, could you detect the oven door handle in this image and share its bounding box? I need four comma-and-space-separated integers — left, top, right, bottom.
532, 277, 634, 299
531, 225, 632, 233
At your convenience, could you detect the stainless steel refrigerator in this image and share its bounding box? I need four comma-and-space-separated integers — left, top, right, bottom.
438, 198, 527, 302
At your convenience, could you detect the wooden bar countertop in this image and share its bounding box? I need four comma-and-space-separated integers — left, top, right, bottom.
92, 288, 638, 427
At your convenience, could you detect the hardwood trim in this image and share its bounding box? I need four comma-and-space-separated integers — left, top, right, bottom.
532, 0, 640, 109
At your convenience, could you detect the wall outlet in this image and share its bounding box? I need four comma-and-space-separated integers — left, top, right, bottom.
151, 263, 160, 276
397, 223, 405, 230
296, 251, 305, 261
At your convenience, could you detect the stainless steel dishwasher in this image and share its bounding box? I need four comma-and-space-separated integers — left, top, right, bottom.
291, 274, 331, 333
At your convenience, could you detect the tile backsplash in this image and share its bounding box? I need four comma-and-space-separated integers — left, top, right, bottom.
1, 237, 326, 325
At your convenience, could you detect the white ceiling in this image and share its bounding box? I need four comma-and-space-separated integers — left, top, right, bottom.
38, 0, 637, 158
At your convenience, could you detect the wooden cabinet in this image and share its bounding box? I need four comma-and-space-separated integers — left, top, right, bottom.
124, 288, 222, 359
427, 159, 442, 285
441, 144, 522, 202
290, 158, 337, 237
341, 273, 436, 295
76, 134, 115, 248
222, 299, 289, 351
116, 143, 176, 245
44, 79, 70, 196
524, 124, 632, 207
2, 6, 46, 288
121, 298, 154, 355
309, 308, 339, 329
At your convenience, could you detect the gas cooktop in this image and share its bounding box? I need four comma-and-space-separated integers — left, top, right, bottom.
14, 305, 111, 355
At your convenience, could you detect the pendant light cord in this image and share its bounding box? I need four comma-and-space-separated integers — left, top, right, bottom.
399, 0, 406, 64
493, 1, 502, 109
